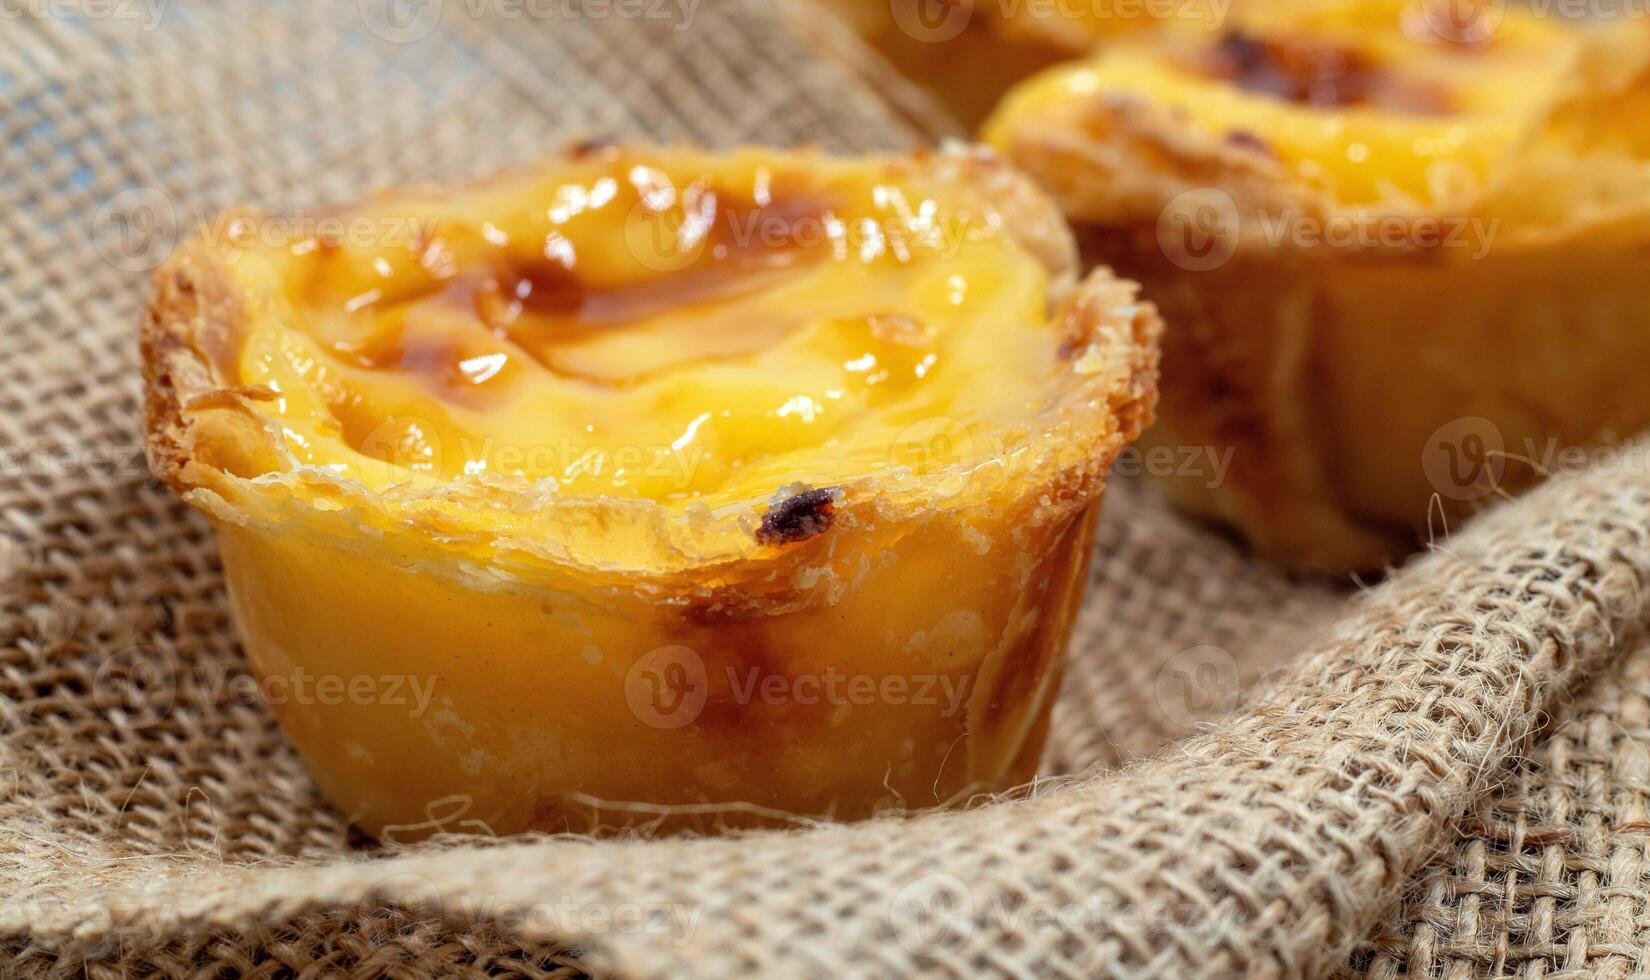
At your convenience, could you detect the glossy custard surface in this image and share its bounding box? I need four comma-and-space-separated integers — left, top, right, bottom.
985, 1, 1581, 204
202, 148, 1069, 517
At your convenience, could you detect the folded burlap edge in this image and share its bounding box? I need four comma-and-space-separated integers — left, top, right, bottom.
7, 445, 1648, 978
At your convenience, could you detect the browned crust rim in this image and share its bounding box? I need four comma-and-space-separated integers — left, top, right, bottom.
142, 238, 243, 496
139, 143, 1161, 592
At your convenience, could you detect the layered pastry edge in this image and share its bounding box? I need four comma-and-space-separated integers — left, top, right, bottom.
142, 144, 1163, 607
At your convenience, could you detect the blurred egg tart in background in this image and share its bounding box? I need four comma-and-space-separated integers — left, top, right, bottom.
987, 0, 1650, 571
816, 0, 1226, 128
141, 145, 1161, 838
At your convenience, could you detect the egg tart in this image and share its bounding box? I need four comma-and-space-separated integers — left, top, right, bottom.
141, 145, 1161, 838
818, 0, 1221, 127
986, 0, 1650, 571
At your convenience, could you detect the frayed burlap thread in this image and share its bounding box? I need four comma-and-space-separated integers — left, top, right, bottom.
4, 2, 1650, 977
1346, 647, 1650, 978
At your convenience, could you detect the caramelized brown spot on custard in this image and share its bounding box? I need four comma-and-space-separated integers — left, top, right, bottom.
756, 486, 838, 546
1199, 31, 1452, 115
317, 281, 524, 412
326, 183, 840, 393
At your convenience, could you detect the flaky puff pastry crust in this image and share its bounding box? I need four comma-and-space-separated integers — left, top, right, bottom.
988, 2, 1650, 571
142, 144, 1160, 838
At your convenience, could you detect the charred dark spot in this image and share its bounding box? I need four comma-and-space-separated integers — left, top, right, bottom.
755, 487, 838, 546
1225, 129, 1277, 159
1201, 31, 1450, 116
568, 135, 620, 159
1213, 31, 1372, 108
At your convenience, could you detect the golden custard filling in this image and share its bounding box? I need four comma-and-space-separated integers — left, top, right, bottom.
195, 147, 1088, 562
145, 146, 1161, 836
984, 0, 1583, 206
984, 1, 1650, 572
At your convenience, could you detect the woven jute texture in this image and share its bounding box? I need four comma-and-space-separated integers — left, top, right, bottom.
4, 2, 1650, 976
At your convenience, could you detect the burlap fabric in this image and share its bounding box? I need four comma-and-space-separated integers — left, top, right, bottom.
4, 2, 1649, 976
